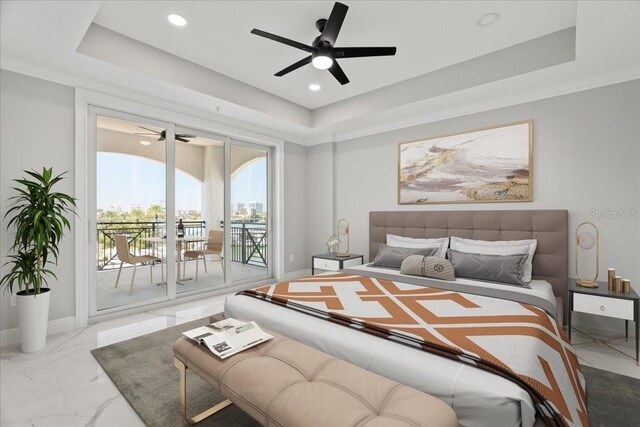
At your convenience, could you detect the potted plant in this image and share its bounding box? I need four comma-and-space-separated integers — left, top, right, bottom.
1, 168, 76, 353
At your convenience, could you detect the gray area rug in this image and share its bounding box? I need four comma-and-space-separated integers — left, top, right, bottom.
580, 365, 640, 427
91, 317, 259, 426
92, 316, 640, 427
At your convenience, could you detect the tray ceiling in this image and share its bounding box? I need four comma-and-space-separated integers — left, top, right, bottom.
93, 1, 577, 109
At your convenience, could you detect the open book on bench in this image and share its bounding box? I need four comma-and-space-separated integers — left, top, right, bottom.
183, 318, 273, 359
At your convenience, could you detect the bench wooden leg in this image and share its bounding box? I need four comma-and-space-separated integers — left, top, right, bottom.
174, 357, 232, 424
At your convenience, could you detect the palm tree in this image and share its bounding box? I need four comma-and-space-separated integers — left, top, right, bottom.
128, 207, 146, 222
100, 209, 122, 222
147, 205, 165, 219
147, 204, 165, 221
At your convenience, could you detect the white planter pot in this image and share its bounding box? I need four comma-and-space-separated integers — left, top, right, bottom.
16, 288, 51, 353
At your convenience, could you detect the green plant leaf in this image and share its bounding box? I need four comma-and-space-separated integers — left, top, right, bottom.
0, 168, 76, 294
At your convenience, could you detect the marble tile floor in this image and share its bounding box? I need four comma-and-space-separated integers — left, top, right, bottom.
1, 293, 232, 427
1, 303, 638, 426
570, 327, 640, 379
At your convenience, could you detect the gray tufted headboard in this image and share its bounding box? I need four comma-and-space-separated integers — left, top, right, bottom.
369, 210, 568, 304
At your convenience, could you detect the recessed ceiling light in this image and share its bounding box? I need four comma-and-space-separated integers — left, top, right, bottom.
309, 83, 321, 91
477, 12, 500, 27
168, 14, 187, 27
139, 140, 151, 146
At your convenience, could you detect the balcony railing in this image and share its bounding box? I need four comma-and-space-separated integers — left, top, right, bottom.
96, 220, 267, 270
230, 223, 267, 268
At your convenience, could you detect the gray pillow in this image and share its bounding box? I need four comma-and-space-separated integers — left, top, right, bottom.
448, 249, 529, 286
371, 244, 438, 269
401, 255, 455, 281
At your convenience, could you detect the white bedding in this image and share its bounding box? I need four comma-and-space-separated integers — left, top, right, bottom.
350, 264, 557, 310
225, 271, 557, 427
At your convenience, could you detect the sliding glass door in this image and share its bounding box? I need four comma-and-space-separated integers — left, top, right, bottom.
88, 108, 273, 316
228, 141, 271, 283
174, 127, 227, 295
90, 108, 174, 313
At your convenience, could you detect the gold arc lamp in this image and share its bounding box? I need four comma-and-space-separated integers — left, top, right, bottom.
575, 221, 599, 288
335, 218, 350, 257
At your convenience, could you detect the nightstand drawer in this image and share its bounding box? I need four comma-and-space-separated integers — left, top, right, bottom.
573, 293, 634, 320
313, 258, 341, 271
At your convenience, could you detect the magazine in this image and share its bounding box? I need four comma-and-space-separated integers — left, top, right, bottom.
182, 318, 273, 359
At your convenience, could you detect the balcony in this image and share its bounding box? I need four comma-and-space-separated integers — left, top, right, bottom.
96, 220, 267, 311
97, 220, 267, 270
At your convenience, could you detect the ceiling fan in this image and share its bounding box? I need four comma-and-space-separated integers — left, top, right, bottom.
251, 2, 396, 85
135, 127, 196, 143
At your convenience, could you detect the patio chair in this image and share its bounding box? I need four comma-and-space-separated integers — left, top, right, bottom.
114, 235, 164, 295
183, 230, 224, 280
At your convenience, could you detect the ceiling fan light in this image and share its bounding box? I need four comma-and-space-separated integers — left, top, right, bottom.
139, 140, 151, 146
312, 55, 333, 70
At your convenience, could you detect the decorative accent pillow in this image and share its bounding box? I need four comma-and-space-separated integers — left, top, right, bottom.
371, 244, 438, 269
448, 249, 529, 286
386, 234, 449, 258
449, 236, 537, 283
400, 255, 455, 281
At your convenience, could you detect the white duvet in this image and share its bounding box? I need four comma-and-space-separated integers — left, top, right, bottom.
225, 267, 557, 427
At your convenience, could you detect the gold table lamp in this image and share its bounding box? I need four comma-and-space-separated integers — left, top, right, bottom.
335, 218, 350, 257
575, 221, 599, 288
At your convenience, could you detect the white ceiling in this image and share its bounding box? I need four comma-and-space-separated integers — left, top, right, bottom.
93, 1, 577, 109
97, 115, 223, 147
1, 1, 639, 145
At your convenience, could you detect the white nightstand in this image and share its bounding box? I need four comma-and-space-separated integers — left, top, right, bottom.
567, 278, 639, 365
311, 253, 364, 275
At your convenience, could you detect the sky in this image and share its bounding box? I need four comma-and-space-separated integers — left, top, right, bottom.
97, 152, 266, 211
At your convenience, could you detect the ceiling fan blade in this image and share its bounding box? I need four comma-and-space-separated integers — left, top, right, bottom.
334, 46, 397, 58
251, 29, 312, 52
177, 134, 196, 139
321, 2, 348, 46
176, 137, 190, 143
328, 61, 349, 85
275, 56, 312, 76
138, 126, 161, 134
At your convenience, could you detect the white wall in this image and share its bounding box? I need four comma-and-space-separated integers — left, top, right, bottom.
1, 70, 76, 331
307, 80, 640, 331
305, 143, 335, 261
283, 142, 308, 273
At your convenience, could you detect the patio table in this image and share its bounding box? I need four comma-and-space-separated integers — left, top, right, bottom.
140, 236, 207, 284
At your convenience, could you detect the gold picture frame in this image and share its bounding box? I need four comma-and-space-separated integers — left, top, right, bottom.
397, 120, 533, 205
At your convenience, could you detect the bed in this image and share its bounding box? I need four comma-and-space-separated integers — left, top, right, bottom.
225, 210, 583, 427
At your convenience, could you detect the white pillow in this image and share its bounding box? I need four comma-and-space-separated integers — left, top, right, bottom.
386, 234, 449, 258
449, 236, 537, 283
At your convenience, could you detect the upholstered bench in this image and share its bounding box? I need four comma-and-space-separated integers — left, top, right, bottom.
173, 330, 458, 426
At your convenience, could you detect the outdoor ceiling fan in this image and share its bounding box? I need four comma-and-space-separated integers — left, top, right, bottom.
135, 127, 196, 143
250, 1, 396, 85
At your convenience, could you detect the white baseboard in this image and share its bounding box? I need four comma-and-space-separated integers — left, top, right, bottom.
0, 316, 77, 348
283, 269, 312, 281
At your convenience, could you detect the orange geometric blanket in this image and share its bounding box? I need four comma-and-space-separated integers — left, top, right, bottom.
240, 272, 588, 427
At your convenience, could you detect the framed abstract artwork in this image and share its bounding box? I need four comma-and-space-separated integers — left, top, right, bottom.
398, 120, 532, 204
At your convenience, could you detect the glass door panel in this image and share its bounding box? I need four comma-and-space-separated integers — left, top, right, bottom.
94, 113, 170, 311
174, 127, 226, 294
229, 143, 270, 282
